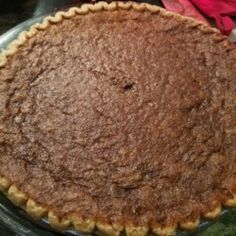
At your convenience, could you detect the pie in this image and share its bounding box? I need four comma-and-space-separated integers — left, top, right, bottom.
0, 1, 235, 235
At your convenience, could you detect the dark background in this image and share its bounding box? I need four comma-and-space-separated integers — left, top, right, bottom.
0, 0, 235, 235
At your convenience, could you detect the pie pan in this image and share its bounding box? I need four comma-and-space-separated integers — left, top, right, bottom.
0, 2, 235, 236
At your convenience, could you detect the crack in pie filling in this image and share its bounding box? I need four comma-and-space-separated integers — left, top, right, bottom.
0, 2, 236, 235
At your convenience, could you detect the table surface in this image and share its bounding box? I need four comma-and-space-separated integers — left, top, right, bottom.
0, 0, 236, 235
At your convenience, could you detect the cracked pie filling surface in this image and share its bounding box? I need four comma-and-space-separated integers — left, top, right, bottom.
0, 2, 236, 235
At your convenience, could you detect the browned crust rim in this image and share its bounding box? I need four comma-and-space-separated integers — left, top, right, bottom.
0, 1, 235, 235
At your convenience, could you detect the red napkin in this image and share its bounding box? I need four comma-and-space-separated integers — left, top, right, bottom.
161, 0, 209, 25
162, 0, 236, 35
190, 0, 236, 35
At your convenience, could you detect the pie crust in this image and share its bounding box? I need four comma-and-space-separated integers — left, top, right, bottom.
0, 1, 235, 235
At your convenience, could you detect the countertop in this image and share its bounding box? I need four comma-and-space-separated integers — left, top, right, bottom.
0, 0, 236, 235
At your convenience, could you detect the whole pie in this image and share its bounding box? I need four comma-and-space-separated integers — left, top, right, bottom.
0, 1, 235, 235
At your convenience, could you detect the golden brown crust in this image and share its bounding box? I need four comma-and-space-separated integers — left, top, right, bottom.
152, 225, 176, 236
48, 211, 71, 230
7, 185, 28, 206
224, 194, 236, 207
179, 217, 200, 231
203, 205, 222, 219
97, 222, 124, 236
69, 214, 96, 233
0, 176, 10, 192
26, 199, 48, 220
125, 225, 148, 236
0, 1, 234, 235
